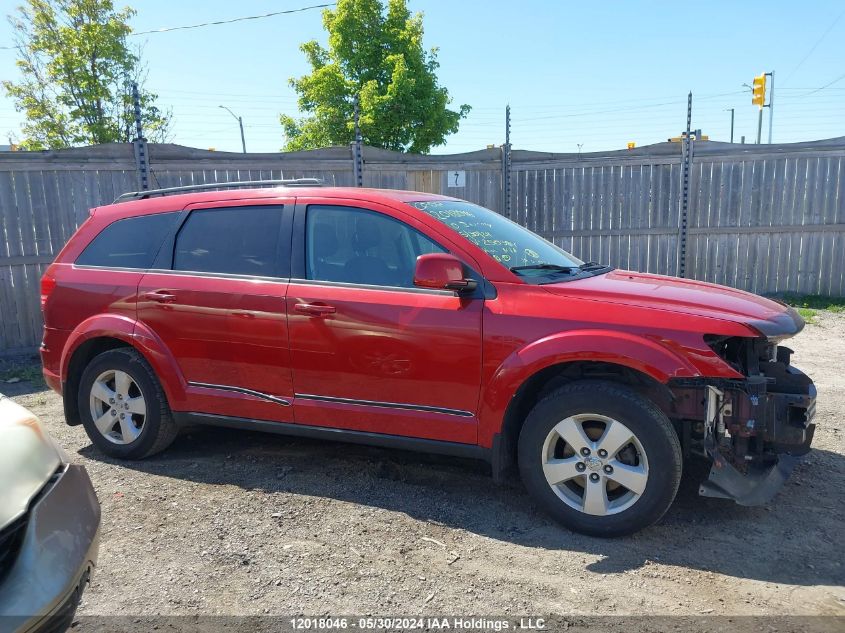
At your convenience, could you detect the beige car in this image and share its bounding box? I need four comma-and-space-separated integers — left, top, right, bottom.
0, 394, 100, 633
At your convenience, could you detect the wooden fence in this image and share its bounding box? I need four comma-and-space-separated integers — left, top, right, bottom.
0, 138, 843, 352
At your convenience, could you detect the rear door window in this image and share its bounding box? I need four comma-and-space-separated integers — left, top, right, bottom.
76, 212, 178, 269
173, 205, 284, 277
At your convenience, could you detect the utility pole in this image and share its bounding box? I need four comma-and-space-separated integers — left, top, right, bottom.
351, 94, 363, 187
219, 105, 246, 153
502, 104, 512, 218
767, 70, 775, 144
726, 108, 735, 143
131, 82, 150, 191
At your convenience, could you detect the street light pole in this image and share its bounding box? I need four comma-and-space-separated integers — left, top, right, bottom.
767, 70, 775, 144
219, 105, 247, 153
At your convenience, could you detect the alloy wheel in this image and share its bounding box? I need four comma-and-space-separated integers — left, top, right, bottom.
89, 369, 147, 445
541, 413, 649, 516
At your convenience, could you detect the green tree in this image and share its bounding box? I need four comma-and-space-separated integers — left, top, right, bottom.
3, 0, 169, 150
280, 0, 470, 153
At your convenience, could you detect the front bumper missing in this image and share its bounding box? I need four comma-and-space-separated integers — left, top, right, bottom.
677, 364, 816, 506
700, 443, 799, 506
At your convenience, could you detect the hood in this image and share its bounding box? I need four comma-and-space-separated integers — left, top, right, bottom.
0, 394, 64, 528
543, 270, 803, 338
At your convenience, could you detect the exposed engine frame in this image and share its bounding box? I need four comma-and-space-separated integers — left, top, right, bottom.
666, 336, 816, 505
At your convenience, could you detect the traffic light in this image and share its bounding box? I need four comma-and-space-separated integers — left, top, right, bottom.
752, 73, 766, 108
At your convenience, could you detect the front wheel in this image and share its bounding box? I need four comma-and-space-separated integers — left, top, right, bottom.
518, 380, 682, 537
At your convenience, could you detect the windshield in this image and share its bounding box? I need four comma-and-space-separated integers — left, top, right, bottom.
409, 200, 585, 279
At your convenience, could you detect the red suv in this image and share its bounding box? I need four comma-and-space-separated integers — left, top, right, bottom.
40, 181, 816, 536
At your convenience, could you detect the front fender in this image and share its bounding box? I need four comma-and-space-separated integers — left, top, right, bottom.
60, 314, 188, 409
477, 329, 703, 447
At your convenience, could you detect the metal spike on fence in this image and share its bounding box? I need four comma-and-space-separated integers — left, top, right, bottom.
131, 82, 150, 191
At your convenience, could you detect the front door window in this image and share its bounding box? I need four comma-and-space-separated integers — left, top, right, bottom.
305, 205, 445, 288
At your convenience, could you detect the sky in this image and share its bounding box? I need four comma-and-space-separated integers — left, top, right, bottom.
0, 0, 843, 154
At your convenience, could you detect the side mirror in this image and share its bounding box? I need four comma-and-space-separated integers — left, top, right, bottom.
414, 253, 478, 294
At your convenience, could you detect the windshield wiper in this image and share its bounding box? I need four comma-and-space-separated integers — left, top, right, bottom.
510, 263, 575, 274
578, 261, 609, 271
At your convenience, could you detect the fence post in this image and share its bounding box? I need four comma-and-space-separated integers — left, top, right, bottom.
677, 92, 694, 278
351, 94, 363, 187
502, 104, 512, 217
131, 82, 150, 191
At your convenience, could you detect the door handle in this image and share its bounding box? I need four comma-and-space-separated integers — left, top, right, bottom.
141, 290, 177, 303
295, 302, 336, 316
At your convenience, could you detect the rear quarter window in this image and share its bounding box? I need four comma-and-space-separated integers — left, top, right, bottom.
76, 212, 178, 269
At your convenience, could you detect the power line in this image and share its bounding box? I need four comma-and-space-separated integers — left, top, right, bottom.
166, 103, 296, 111
130, 3, 334, 36
157, 89, 295, 98
783, 7, 845, 85
797, 72, 845, 96
0, 2, 334, 47
469, 90, 748, 113
513, 91, 747, 123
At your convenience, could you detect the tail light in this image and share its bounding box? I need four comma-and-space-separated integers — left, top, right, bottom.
40, 266, 57, 311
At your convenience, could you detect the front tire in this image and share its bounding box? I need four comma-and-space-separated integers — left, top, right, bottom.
78, 347, 178, 459
518, 380, 682, 537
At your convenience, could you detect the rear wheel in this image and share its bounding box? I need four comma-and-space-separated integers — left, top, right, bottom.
78, 348, 178, 459
518, 380, 682, 537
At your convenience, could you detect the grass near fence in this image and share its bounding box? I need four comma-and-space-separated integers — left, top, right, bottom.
0, 357, 44, 387
780, 294, 845, 325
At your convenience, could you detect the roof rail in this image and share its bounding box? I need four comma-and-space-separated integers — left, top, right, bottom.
113, 178, 323, 203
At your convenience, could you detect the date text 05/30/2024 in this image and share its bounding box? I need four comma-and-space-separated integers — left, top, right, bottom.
289, 617, 547, 631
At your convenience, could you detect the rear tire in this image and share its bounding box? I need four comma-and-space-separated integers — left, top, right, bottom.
78, 347, 178, 459
518, 380, 682, 537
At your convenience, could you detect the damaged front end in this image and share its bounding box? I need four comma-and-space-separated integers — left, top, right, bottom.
669, 332, 816, 506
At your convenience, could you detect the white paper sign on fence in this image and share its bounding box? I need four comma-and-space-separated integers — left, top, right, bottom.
447, 170, 466, 187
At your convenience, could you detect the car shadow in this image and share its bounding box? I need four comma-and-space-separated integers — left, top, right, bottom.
79, 424, 845, 588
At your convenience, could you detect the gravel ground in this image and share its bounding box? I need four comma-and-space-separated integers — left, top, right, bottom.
4, 312, 845, 618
